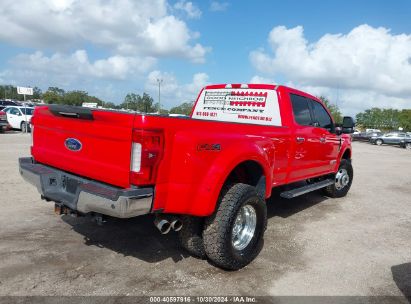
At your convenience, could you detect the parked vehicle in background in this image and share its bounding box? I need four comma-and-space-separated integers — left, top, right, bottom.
0, 100, 20, 111
399, 137, 411, 149
370, 132, 410, 146
366, 128, 381, 133
19, 83, 355, 270
3, 106, 34, 132
352, 131, 383, 142
0, 110, 10, 133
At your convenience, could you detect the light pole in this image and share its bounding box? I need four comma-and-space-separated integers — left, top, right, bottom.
157, 78, 163, 113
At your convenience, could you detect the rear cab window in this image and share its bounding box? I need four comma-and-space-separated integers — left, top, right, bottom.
192, 86, 282, 126
290, 94, 312, 126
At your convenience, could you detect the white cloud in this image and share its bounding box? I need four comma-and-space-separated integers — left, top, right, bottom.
145, 70, 209, 108
210, 1, 229, 12
0, 0, 209, 63
3, 50, 156, 89
174, 1, 202, 19
250, 25, 411, 113
249, 75, 277, 84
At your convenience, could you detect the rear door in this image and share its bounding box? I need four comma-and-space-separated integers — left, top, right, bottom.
31, 105, 136, 188
395, 133, 406, 144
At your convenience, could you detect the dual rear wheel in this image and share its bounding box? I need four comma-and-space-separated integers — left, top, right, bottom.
179, 183, 266, 270
179, 159, 353, 270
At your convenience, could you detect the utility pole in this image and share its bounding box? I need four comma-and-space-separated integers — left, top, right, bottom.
157, 78, 163, 113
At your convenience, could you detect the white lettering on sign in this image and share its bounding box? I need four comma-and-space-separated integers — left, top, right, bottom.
192, 89, 282, 126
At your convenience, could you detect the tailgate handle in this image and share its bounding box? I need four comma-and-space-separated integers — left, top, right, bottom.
48, 105, 94, 120
59, 112, 80, 118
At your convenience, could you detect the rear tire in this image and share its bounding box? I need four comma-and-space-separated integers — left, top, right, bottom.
405, 143, 411, 150
323, 159, 353, 198
203, 183, 267, 270
376, 139, 383, 146
178, 216, 206, 259
21, 121, 27, 133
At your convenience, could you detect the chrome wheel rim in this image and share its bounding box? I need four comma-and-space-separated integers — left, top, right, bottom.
406, 143, 411, 150
232, 204, 257, 251
335, 168, 350, 190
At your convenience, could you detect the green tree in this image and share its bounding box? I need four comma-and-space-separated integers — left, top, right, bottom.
318, 96, 343, 124
139, 93, 156, 113
103, 102, 119, 109
355, 107, 411, 131
170, 102, 194, 116
43, 87, 65, 104
32, 87, 43, 99
398, 109, 411, 131
120, 92, 156, 113
43, 87, 103, 106
0, 85, 42, 101
63, 90, 90, 106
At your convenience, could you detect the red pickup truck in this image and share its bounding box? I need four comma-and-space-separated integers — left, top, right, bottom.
19, 84, 354, 270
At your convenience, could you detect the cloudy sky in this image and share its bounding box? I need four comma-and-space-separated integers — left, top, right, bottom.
0, 0, 410, 114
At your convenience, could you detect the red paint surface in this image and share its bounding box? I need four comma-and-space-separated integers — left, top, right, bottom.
31, 85, 352, 216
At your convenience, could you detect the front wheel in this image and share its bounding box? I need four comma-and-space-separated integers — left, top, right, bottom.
405, 143, 411, 150
323, 159, 353, 198
203, 183, 267, 270
376, 139, 383, 146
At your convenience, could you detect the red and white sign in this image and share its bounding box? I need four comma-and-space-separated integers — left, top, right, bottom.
192, 88, 282, 126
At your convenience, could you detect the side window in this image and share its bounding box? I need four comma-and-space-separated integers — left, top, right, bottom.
290, 94, 312, 126
10, 108, 20, 115
310, 100, 334, 131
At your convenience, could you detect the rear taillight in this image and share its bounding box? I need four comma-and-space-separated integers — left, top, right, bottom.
130, 129, 164, 185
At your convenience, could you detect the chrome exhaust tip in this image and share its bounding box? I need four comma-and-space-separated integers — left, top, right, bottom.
154, 218, 171, 234
170, 219, 183, 232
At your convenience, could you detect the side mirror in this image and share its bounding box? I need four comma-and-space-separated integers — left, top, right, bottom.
335, 126, 343, 135
342, 116, 355, 134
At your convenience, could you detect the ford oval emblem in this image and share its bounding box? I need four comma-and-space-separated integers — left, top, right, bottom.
65, 138, 82, 152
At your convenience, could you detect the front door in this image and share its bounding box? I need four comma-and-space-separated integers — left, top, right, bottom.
309, 99, 340, 174
288, 94, 322, 181
5, 107, 21, 129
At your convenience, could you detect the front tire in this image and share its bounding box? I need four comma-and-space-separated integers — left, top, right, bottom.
323, 159, 353, 198
376, 139, 383, 146
405, 143, 411, 150
203, 183, 267, 270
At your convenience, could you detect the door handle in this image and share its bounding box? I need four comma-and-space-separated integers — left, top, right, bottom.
296, 137, 305, 143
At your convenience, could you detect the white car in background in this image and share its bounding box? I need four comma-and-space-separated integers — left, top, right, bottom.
3, 106, 34, 132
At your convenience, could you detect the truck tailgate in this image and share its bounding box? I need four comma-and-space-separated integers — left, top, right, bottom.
31, 105, 135, 188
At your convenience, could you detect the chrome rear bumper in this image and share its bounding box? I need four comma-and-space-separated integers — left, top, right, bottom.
19, 157, 153, 218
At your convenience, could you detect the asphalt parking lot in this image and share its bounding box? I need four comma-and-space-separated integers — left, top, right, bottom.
0, 133, 410, 299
